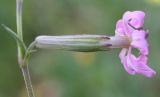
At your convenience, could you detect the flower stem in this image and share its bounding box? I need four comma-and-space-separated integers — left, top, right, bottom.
16, 0, 24, 64
16, 0, 23, 40
16, 0, 35, 97
21, 65, 35, 97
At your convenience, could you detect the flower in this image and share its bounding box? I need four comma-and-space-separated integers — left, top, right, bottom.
115, 11, 156, 77
34, 11, 156, 77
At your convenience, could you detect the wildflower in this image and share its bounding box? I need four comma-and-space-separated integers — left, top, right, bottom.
34, 11, 156, 77
115, 11, 156, 77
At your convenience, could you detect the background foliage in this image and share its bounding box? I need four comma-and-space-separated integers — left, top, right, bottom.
0, 0, 160, 97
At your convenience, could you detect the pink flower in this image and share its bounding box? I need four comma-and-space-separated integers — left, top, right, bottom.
115, 11, 156, 77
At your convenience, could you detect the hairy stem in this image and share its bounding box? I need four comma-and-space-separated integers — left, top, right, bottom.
21, 65, 35, 97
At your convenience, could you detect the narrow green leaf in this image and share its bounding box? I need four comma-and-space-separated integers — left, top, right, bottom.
1, 24, 27, 55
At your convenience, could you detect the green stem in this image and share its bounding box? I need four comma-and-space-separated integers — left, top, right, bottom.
16, 0, 35, 97
16, 0, 24, 64
21, 65, 35, 97
16, 0, 23, 40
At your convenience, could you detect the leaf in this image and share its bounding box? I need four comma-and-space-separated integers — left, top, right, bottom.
1, 24, 27, 56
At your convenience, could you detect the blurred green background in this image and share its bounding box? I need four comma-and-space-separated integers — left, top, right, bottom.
0, 0, 160, 97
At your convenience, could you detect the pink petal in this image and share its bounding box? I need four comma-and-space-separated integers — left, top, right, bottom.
125, 53, 156, 77
132, 55, 156, 78
119, 48, 136, 75
119, 48, 156, 77
115, 20, 125, 36
123, 11, 145, 29
131, 30, 149, 55
115, 19, 133, 37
